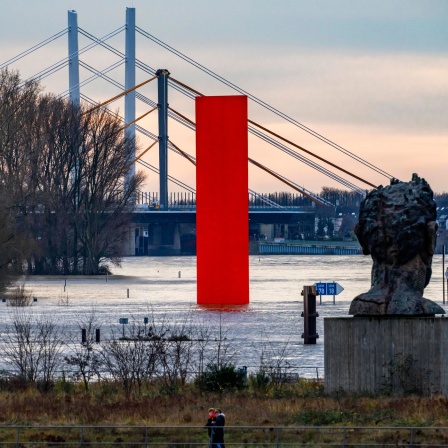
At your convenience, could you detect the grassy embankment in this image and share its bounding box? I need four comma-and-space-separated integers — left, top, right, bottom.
1, 380, 448, 445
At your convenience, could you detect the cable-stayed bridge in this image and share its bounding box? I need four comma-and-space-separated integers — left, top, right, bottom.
1, 8, 394, 254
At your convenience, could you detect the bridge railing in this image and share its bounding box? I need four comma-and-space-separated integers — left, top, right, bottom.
133, 204, 315, 212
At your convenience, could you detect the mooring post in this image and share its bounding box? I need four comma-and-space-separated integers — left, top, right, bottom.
301, 285, 319, 344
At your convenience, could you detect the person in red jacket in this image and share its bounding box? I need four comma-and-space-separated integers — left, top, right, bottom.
204, 408, 216, 448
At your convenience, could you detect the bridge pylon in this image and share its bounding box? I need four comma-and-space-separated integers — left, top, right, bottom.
157, 69, 170, 208
125, 7, 136, 185
68, 10, 80, 107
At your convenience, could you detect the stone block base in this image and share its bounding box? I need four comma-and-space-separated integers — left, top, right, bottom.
324, 317, 448, 395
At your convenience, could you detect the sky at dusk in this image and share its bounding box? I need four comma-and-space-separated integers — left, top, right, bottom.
1, 0, 447, 195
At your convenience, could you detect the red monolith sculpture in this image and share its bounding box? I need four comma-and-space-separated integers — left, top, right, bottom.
196, 95, 249, 306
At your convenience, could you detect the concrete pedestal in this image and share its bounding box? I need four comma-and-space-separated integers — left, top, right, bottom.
324, 317, 448, 395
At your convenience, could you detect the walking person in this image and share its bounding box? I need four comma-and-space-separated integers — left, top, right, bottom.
204, 408, 216, 448
211, 408, 225, 448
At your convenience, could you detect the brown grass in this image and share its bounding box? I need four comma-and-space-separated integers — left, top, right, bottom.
1, 380, 448, 429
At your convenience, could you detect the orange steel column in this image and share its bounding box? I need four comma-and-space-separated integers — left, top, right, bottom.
196, 95, 249, 306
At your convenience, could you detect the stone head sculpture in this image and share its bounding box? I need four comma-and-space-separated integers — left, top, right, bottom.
349, 174, 445, 316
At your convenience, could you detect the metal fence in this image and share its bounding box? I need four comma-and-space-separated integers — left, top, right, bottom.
1, 425, 448, 447
0, 365, 324, 383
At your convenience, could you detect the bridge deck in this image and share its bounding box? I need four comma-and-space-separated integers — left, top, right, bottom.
131, 207, 316, 224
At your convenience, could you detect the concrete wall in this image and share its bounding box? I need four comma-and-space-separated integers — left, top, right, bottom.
325, 317, 448, 395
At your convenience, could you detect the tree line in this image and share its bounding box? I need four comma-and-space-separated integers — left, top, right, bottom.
255, 189, 448, 209
248, 189, 365, 208
0, 69, 145, 290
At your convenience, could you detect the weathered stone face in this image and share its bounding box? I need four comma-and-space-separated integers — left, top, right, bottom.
349, 174, 445, 316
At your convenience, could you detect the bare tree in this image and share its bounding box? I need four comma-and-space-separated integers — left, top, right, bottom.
64, 308, 102, 391
191, 320, 213, 377
74, 107, 146, 274
99, 319, 163, 396
253, 335, 295, 389
0, 193, 25, 293
3, 309, 65, 390
0, 69, 41, 290
157, 311, 196, 392
320, 186, 364, 207
1, 69, 147, 276
207, 312, 238, 369
27, 95, 82, 274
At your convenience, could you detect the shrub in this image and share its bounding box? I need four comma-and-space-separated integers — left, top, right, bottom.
7, 284, 33, 307
195, 363, 246, 392
248, 370, 270, 393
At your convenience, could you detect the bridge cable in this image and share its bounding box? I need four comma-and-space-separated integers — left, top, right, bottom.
168, 105, 358, 194
137, 27, 393, 180
167, 140, 197, 166
250, 126, 365, 194
18, 26, 125, 88
80, 93, 197, 192
136, 159, 196, 193
167, 106, 355, 199
248, 190, 284, 209
60, 60, 124, 98
248, 158, 327, 207
81, 92, 317, 203
83, 103, 347, 207
248, 120, 376, 189
168, 107, 195, 126
79, 27, 127, 60
168, 106, 364, 193
168, 79, 376, 189
14, 29, 385, 189
168, 86, 359, 192
120, 105, 158, 131
81, 75, 157, 115
76, 62, 196, 131
129, 138, 160, 168
0, 28, 68, 69
20, 60, 69, 87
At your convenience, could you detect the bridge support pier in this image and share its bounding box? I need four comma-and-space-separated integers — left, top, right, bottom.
125, 223, 182, 256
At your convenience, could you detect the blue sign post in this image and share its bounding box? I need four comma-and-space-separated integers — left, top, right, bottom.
119, 317, 129, 337
314, 282, 344, 304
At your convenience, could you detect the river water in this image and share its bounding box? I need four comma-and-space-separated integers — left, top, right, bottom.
2, 255, 447, 378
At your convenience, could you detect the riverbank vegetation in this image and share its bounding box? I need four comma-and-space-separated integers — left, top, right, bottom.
1, 307, 448, 430
1, 377, 448, 429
